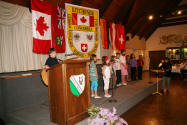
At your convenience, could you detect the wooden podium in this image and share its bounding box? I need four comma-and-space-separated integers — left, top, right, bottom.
47, 59, 90, 125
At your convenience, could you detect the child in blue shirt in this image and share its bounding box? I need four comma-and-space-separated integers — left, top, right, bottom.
45, 48, 59, 69
89, 54, 101, 99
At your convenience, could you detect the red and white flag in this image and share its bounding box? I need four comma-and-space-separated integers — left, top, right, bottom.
72, 13, 94, 27
51, 6, 66, 53
115, 24, 126, 50
31, 0, 52, 54
109, 22, 117, 50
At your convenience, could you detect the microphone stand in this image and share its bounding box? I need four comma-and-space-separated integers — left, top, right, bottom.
108, 76, 117, 103
148, 69, 153, 84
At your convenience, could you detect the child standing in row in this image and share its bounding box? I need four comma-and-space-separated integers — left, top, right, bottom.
120, 49, 128, 85
89, 54, 101, 99
130, 53, 137, 81
113, 53, 122, 87
102, 56, 112, 98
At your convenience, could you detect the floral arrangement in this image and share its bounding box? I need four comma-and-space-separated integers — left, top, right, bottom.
88, 106, 128, 125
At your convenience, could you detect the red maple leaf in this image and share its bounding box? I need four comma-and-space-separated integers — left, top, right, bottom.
36, 16, 49, 36
80, 16, 87, 23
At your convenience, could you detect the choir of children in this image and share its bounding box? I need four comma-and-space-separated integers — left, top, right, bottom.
89, 49, 144, 98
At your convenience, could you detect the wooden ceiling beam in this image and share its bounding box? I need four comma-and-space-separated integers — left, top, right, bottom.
72, 0, 82, 5
144, 0, 182, 40
159, 20, 187, 27
125, 0, 154, 33
162, 16, 187, 24
130, 17, 145, 38
128, 0, 163, 37
99, 0, 113, 17
115, 0, 135, 23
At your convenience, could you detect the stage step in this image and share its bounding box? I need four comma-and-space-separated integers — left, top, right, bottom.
6, 79, 161, 125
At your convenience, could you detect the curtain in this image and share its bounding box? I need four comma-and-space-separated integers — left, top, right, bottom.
0, 1, 65, 73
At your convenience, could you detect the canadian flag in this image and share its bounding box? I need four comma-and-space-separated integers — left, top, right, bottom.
72, 13, 94, 27
31, 0, 52, 54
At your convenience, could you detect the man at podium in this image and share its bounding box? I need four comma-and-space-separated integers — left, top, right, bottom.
45, 48, 59, 69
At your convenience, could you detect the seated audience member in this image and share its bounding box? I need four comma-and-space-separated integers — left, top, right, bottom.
181, 59, 187, 80
158, 59, 165, 68
45, 48, 59, 69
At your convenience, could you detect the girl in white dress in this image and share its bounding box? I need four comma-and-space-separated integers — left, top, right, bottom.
102, 56, 112, 98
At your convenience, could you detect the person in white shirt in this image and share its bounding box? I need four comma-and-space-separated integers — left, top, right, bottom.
102, 56, 112, 98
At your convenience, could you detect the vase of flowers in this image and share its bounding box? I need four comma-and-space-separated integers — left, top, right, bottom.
88, 106, 128, 125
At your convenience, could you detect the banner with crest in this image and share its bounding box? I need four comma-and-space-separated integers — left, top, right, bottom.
65, 3, 99, 58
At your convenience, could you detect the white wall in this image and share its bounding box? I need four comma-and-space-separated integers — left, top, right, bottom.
145, 24, 187, 70
146, 24, 187, 51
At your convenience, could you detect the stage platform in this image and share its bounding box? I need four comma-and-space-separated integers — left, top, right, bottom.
5, 74, 161, 125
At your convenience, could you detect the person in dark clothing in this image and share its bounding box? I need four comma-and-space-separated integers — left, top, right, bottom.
160, 58, 172, 93
113, 53, 122, 87
45, 48, 59, 69
137, 55, 144, 80
130, 53, 137, 81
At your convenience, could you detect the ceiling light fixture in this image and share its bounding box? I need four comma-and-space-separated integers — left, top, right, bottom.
148, 15, 154, 20
177, 10, 182, 15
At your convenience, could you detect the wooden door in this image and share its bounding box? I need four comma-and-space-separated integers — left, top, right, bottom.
149, 51, 165, 70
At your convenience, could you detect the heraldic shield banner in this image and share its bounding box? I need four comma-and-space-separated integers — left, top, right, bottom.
65, 3, 99, 58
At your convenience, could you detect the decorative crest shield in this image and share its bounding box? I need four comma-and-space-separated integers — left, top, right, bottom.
69, 74, 85, 96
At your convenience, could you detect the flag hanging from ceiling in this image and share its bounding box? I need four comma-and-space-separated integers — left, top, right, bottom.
100, 19, 108, 49
109, 22, 117, 50
31, 0, 52, 54
51, 6, 66, 53
65, 3, 99, 58
31, 0, 66, 54
106, 22, 110, 49
115, 24, 126, 50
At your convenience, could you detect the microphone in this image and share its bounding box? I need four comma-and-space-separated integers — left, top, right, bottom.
57, 58, 63, 61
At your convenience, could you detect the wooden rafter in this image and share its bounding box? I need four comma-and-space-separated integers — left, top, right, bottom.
99, 0, 113, 17
130, 17, 145, 38
125, 0, 153, 33
143, 0, 182, 40
72, 0, 82, 5
115, 0, 135, 22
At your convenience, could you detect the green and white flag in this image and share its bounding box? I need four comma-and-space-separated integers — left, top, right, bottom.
69, 74, 85, 96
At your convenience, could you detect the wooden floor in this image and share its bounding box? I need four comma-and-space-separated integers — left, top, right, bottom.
121, 78, 187, 125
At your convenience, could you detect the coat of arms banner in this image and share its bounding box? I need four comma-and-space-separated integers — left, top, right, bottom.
65, 3, 99, 58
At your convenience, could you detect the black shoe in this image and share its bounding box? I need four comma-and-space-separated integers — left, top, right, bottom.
160, 90, 164, 93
